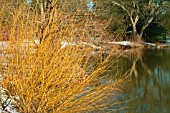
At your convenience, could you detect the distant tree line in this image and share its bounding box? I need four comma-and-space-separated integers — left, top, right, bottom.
1, 0, 169, 42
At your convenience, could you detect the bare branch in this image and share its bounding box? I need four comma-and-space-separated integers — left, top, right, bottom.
112, 1, 131, 17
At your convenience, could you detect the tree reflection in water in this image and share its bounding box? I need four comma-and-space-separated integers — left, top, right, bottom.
85, 48, 170, 112
117, 48, 170, 113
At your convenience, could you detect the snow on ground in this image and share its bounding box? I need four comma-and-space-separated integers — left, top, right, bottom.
141, 42, 157, 46
107, 41, 135, 46
0, 41, 8, 51
0, 87, 19, 113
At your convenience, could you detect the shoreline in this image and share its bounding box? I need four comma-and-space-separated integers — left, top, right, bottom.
0, 40, 169, 54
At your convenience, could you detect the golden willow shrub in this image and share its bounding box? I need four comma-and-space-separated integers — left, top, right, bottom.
0, 1, 125, 112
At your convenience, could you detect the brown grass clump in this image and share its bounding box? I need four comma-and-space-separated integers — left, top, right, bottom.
0, 1, 125, 112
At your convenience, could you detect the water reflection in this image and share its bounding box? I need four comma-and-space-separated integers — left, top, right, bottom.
118, 48, 170, 113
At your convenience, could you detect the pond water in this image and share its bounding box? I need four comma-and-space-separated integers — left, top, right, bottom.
114, 48, 170, 113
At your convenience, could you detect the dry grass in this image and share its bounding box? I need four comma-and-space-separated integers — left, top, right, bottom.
0, 1, 125, 112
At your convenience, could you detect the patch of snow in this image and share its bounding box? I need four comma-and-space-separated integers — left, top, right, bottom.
34, 39, 40, 45
0, 41, 8, 50
61, 42, 77, 48
0, 87, 19, 113
142, 42, 156, 46
107, 41, 134, 46
81, 42, 101, 49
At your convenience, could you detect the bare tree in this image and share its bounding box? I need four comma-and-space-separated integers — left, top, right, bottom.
111, 0, 169, 41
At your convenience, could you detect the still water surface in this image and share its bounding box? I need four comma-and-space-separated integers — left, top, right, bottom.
115, 48, 170, 113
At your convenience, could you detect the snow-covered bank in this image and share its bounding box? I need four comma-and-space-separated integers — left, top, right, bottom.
107, 41, 169, 48
0, 40, 169, 53
107, 41, 135, 46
